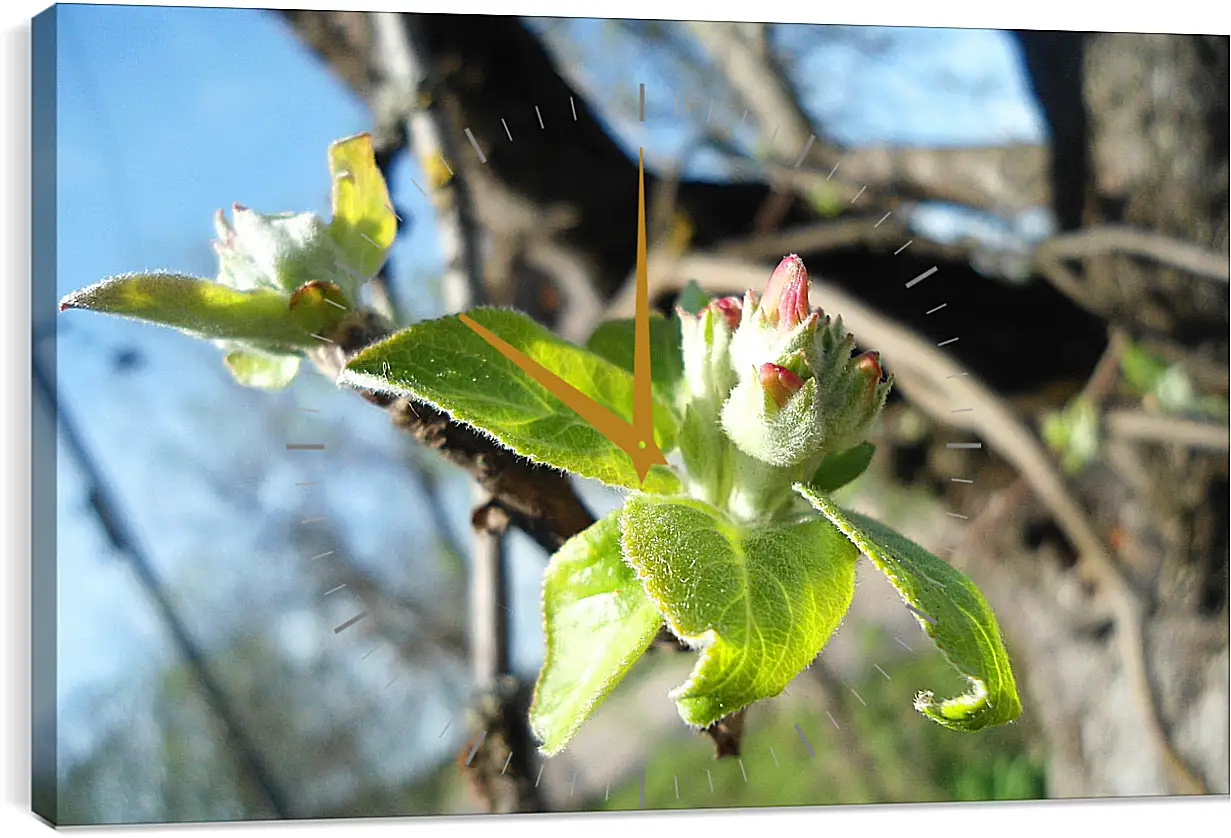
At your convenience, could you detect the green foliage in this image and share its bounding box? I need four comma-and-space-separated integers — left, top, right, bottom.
58, 272, 319, 351
530, 512, 665, 755
585, 313, 685, 397
796, 486, 1022, 731
327, 132, 398, 283
340, 307, 681, 493
1042, 395, 1101, 475
807, 442, 876, 492
58, 135, 1022, 763
621, 494, 859, 727
223, 349, 302, 390
1120, 341, 1228, 418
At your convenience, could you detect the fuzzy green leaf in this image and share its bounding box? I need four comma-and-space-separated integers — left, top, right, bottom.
620, 494, 860, 727
328, 133, 397, 282
223, 350, 301, 390
59, 272, 315, 350
339, 308, 681, 493
530, 512, 664, 755
794, 485, 1022, 731
808, 442, 876, 493
585, 313, 684, 397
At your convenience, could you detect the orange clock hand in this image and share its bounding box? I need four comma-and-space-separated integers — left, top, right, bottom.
458, 312, 667, 483
633, 148, 655, 461
458, 147, 667, 486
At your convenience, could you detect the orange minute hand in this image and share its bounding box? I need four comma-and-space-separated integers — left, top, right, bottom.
456, 150, 666, 485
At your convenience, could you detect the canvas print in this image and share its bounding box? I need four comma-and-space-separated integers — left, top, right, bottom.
31, 3, 1229, 826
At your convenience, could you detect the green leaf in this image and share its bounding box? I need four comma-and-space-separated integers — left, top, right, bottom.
585, 313, 684, 397
676, 279, 711, 315
530, 512, 664, 755
794, 485, 1022, 731
328, 133, 397, 282
808, 442, 876, 492
620, 494, 860, 727
59, 272, 316, 350
223, 350, 301, 390
340, 307, 681, 493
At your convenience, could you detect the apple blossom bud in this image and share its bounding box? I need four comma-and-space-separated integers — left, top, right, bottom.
853, 351, 883, 386
708, 296, 743, 330
777, 271, 811, 332
761, 254, 807, 326
759, 362, 805, 408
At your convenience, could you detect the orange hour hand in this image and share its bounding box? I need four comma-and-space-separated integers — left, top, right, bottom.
458, 313, 666, 483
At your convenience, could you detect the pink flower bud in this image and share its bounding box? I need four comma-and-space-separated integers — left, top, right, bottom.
706, 296, 743, 330
762, 254, 808, 325
759, 362, 805, 408
853, 351, 884, 389
778, 272, 811, 331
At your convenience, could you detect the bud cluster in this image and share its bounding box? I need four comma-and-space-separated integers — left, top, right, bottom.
213, 204, 361, 301
675, 254, 892, 521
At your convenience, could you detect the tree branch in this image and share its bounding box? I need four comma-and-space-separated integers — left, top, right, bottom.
1036, 224, 1230, 284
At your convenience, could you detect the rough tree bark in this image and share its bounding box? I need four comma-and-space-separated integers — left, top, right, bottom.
276, 11, 1229, 800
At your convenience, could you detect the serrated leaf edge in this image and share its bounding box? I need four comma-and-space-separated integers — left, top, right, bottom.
793, 483, 1021, 732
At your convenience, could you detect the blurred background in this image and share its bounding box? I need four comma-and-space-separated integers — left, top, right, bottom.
36, 4, 1228, 824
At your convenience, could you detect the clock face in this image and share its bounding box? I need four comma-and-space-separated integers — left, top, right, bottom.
325, 41, 1014, 814
50, 9, 1121, 827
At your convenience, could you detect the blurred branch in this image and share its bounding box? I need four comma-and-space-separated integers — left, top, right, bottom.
1036, 224, 1230, 284
686, 21, 818, 164
628, 250, 1210, 795
1105, 409, 1230, 451
319, 538, 469, 662
373, 11, 543, 813
687, 22, 1049, 216
32, 357, 294, 819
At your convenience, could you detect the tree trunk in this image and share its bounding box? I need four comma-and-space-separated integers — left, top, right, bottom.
985, 31, 1230, 798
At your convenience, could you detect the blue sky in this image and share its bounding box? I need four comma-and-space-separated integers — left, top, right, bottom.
46, 3, 1047, 794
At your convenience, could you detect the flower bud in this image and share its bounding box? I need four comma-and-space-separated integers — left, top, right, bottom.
719, 255, 893, 470
853, 351, 884, 388
777, 269, 811, 332
708, 296, 743, 330
222, 205, 355, 299
762, 254, 806, 325
213, 209, 275, 292
678, 299, 739, 408
759, 362, 805, 409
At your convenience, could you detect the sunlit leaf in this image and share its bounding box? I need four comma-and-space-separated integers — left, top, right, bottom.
795, 485, 1022, 731
339, 307, 681, 493
530, 512, 663, 755
58, 272, 314, 350
620, 494, 860, 727
223, 350, 301, 390
328, 132, 397, 282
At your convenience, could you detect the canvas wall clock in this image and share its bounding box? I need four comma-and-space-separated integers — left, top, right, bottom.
32, 3, 1228, 826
